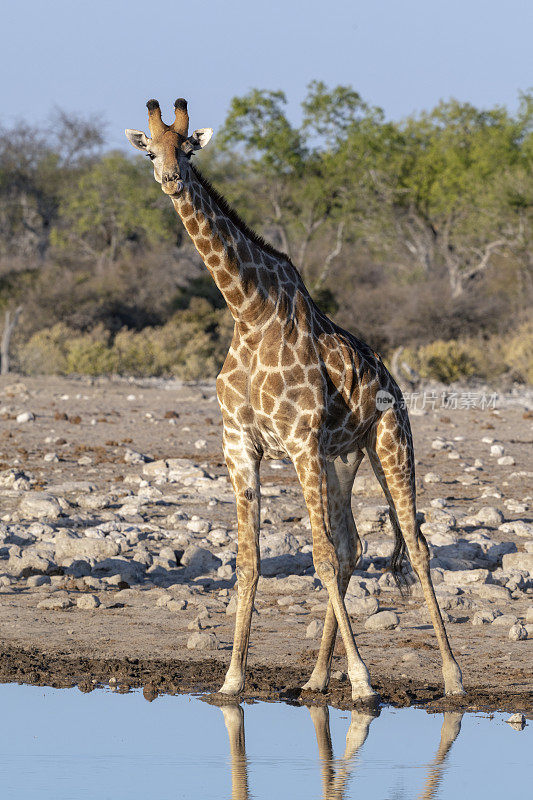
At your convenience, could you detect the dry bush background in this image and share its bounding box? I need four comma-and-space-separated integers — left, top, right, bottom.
0, 87, 531, 384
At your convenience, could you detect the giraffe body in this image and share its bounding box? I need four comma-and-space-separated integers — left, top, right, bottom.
126, 100, 464, 701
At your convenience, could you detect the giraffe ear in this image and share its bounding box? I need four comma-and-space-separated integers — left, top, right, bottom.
182, 127, 214, 154
125, 129, 151, 151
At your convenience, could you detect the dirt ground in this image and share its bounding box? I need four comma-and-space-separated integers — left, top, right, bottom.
0, 375, 531, 715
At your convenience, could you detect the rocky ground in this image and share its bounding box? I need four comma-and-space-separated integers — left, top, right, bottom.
0, 375, 531, 714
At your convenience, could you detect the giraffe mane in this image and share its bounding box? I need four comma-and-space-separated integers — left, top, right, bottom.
190, 163, 295, 266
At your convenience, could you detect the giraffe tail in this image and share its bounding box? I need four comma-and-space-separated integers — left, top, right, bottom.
388, 509, 415, 595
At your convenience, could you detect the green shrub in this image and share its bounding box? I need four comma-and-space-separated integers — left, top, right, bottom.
402, 325, 533, 384
18, 299, 233, 379
502, 322, 533, 383
415, 340, 482, 383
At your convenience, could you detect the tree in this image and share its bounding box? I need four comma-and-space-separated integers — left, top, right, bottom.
216, 82, 380, 289
365, 97, 533, 296
51, 153, 176, 266
0, 112, 104, 260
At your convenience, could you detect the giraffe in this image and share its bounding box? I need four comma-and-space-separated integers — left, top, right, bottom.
125, 98, 464, 701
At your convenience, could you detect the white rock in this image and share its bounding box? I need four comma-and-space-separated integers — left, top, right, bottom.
210, 529, 230, 546
424, 473, 441, 484
55, 536, 120, 562
37, 596, 72, 610
474, 584, 511, 601
499, 521, 533, 539
491, 614, 518, 627
26, 575, 51, 587
502, 553, 533, 574
506, 713, 526, 730
194, 439, 207, 450
435, 584, 461, 597
78, 493, 112, 511
188, 614, 212, 630
156, 593, 173, 607
180, 545, 221, 574
0, 469, 31, 491
364, 610, 399, 630
526, 607, 533, 624
508, 623, 528, 641
425, 507, 457, 527
498, 456, 515, 466
378, 572, 397, 590
186, 632, 218, 650
124, 449, 150, 465
167, 599, 187, 612
19, 493, 62, 520
76, 594, 100, 610
345, 596, 379, 617
225, 595, 238, 615
472, 609, 500, 625
430, 498, 447, 509
306, 619, 324, 639
186, 517, 211, 534
44, 453, 59, 463
474, 507, 504, 527
443, 569, 489, 586
490, 444, 505, 457
345, 579, 368, 599
16, 411, 35, 423
217, 564, 234, 580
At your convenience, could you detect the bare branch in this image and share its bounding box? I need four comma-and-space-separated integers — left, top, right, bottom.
1, 306, 23, 375
449, 238, 507, 298
270, 197, 292, 259
314, 220, 345, 290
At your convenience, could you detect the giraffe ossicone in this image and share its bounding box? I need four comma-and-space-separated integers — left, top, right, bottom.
125, 99, 464, 702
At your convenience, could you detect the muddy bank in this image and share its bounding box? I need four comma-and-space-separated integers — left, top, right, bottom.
0, 642, 531, 715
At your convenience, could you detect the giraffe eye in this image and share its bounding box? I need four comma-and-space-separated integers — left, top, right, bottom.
147, 153, 156, 161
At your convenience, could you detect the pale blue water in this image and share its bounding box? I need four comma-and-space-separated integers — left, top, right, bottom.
0, 684, 530, 799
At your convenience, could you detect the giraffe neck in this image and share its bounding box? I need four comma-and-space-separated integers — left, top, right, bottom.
171, 165, 303, 326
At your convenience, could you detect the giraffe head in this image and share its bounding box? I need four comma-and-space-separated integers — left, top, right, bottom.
125, 99, 213, 195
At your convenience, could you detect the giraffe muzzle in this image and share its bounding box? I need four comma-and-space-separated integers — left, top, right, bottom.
161, 174, 184, 196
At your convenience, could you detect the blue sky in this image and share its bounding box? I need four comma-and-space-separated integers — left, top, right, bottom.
2, 0, 531, 149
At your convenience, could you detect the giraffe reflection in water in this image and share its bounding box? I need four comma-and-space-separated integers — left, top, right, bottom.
220, 703, 463, 800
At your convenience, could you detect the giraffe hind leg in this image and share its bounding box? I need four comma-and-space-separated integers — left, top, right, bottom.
367, 410, 464, 696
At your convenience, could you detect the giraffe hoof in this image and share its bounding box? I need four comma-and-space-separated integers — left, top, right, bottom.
302, 675, 329, 693
444, 684, 465, 697
444, 664, 464, 696
219, 675, 245, 696
350, 682, 378, 703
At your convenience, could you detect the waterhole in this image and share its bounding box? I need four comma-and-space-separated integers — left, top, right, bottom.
0, 684, 530, 798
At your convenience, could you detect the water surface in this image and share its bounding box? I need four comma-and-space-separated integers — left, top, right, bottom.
0, 684, 530, 799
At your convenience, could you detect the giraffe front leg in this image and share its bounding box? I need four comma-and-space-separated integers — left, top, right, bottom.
220, 441, 261, 696
302, 571, 350, 692
295, 450, 376, 702
220, 703, 249, 800
303, 455, 364, 692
